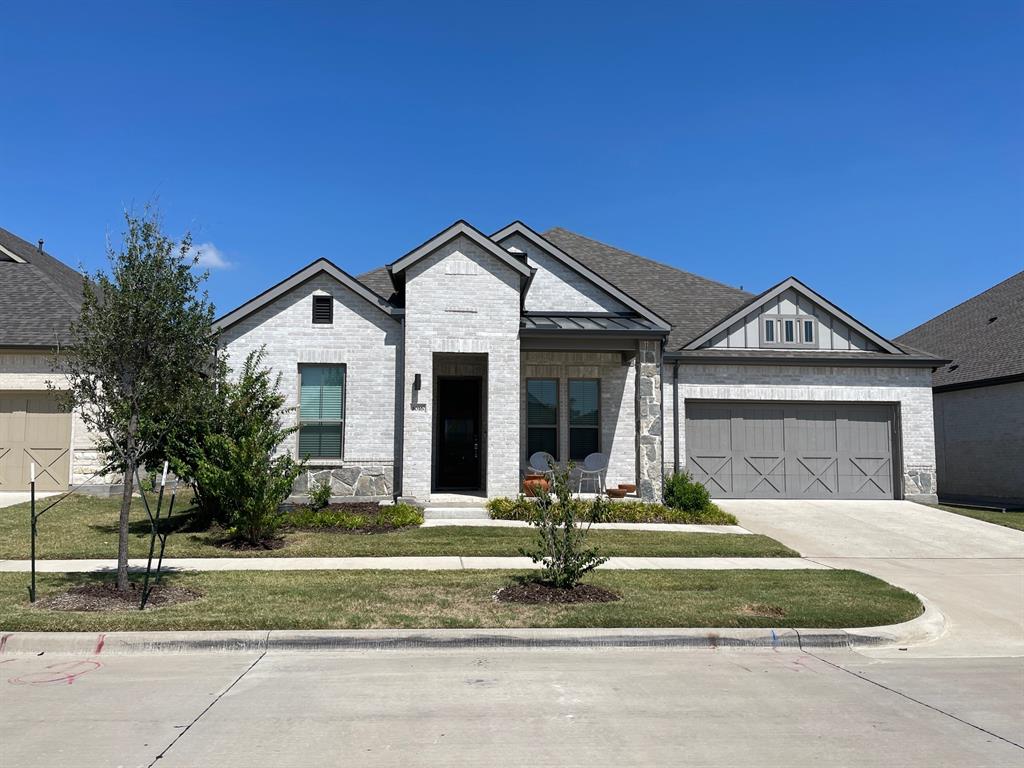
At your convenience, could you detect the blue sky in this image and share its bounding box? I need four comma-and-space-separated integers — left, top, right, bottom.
1, 1, 1020, 336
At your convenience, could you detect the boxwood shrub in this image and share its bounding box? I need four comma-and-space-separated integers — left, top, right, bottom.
486, 496, 736, 525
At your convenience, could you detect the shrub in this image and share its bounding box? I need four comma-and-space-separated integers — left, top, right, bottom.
664, 471, 712, 512
307, 476, 333, 511
601, 500, 736, 525
488, 496, 736, 525
487, 496, 538, 521
193, 350, 303, 545
520, 464, 607, 588
285, 503, 423, 531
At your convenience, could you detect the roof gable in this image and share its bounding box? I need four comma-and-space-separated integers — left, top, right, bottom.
684, 276, 904, 354
493, 222, 670, 328
388, 220, 532, 280
215, 258, 399, 331
896, 270, 1024, 388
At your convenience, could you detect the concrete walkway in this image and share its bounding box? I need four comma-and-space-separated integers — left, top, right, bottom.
420, 518, 752, 533
0, 555, 827, 573
0, 490, 59, 510
720, 499, 1024, 658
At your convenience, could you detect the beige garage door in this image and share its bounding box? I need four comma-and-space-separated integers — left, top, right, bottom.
0, 392, 71, 491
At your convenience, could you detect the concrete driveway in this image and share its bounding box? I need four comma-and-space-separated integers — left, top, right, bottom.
0, 491, 59, 509
719, 499, 1024, 658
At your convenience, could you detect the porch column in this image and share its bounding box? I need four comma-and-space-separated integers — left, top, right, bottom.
636, 339, 663, 502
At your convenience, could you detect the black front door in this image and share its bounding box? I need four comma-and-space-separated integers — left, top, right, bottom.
436, 377, 482, 490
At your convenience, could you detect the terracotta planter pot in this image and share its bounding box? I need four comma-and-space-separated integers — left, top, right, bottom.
606, 487, 627, 499
618, 483, 637, 494
523, 476, 549, 497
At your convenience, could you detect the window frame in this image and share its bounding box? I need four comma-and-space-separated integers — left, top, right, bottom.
801, 317, 815, 345
567, 378, 601, 461
525, 377, 559, 462
297, 363, 346, 460
761, 314, 818, 349
311, 295, 333, 325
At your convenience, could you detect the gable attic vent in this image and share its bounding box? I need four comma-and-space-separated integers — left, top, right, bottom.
312, 295, 333, 324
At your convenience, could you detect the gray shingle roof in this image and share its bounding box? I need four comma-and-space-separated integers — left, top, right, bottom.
0, 226, 84, 347
357, 266, 399, 305
541, 227, 753, 349
896, 271, 1024, 388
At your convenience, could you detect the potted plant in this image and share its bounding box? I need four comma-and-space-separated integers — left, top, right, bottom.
523, 474, 550, 497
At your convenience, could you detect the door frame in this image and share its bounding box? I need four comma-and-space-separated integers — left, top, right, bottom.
432, 375, 484, 492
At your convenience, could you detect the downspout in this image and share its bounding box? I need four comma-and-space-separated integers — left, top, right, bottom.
672, 360, 679, 474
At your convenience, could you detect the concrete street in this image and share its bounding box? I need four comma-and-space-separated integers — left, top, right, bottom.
1, 647, 1021, 767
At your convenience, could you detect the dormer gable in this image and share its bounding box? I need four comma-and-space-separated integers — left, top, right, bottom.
684, 276, 903, 354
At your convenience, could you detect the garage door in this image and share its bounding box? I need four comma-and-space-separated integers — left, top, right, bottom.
0, 392, 71, 491
685, 402, 896, 499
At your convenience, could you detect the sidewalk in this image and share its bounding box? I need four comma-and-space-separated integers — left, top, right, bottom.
0, 555, 828, 573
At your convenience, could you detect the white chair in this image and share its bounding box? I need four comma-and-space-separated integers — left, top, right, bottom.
577, 452, 608, 494
528, 452, 556, 479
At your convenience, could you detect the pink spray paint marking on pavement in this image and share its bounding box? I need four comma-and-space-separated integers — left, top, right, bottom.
9, 660, 102, 686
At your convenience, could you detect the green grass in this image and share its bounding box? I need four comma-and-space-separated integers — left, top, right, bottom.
936, 504, 1024, 532
0, 494, 795, 559
0, 569, 922, 631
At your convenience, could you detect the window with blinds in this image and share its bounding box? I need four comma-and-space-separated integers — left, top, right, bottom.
526, 379, 558, 460
298, 365, 345, 459
568, 379, 600, 460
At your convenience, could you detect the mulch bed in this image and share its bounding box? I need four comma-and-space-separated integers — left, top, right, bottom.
34, 583, 202, 612
494, 582, 620, 605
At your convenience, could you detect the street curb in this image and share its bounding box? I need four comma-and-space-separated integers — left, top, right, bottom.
0, 595, 943, 655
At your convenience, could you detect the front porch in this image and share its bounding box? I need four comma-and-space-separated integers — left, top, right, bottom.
518, 336, 664, 502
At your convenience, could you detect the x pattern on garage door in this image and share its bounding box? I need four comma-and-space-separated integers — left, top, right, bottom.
685, 402, 896, 499
0, 392, 71, 491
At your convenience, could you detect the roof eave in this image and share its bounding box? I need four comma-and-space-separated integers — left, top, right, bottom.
214, 258, 398, 331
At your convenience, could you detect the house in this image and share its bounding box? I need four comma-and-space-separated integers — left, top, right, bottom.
0, 226, 108, 492
216, 220, 943, 504
896, 271, 1024, 508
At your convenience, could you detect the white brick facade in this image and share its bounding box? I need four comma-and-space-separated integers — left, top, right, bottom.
220, 274, 402, 496
500, 233, 627, 313
400, 235, 522, 500
664, 362, 938, 503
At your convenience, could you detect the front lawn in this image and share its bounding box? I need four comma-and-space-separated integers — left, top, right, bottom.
0, 495, 796, 559
0, 569, 922, 631
936, 504, 1024, 532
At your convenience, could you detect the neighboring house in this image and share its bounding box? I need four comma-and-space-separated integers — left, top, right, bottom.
0, 226, 107, 492
896, 271, 1024, 508
217, 220, 943, 504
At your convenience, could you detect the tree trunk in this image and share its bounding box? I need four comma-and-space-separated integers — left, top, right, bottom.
116, 461, 135, 591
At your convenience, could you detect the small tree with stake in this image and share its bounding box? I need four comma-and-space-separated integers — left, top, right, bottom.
56, 207, 218, 592
520, 462, 608, 589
